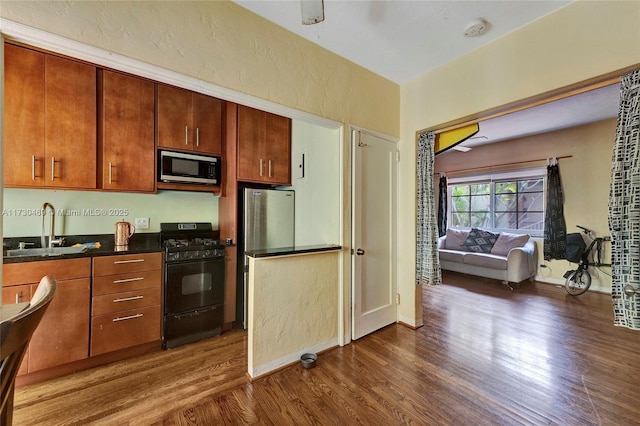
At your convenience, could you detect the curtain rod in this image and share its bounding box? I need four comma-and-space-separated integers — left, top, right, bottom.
435, 155, 573, 176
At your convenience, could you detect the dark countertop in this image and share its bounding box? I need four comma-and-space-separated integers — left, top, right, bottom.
245, 244, 342, 258
3, 233, 164, 264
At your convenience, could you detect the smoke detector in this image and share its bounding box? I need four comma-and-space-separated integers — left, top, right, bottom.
464, 18, 489, 37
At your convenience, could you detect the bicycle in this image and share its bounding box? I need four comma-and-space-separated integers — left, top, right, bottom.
563, 225, 611, 296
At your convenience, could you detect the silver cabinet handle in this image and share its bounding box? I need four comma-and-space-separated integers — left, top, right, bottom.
113, 259, 145, 264
32, 155, 36, 180
51, 156, 55, 181
108, 162, 113, 184
356, 248, 365, 255
16, 293, 20, 304
268, 160, 272, 178
259, 159, 263, 176
185, 126, 189, 145
196, 128, 199, 147
113, 277, 145, 284
113, 295, 144, 303
112, 313, 143, 322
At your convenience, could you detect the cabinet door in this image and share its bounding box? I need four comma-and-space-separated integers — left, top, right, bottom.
192, 93, 223, 155
102, 71, 156, 192
265, 112, 291, 185
237, 105, 292, 185
28, 278, 90, 372
157, 84, 192, 151
4, 44, 45, 187
44, 55, 97, 189
1, 284, 32, 375
237, 105, 266, 183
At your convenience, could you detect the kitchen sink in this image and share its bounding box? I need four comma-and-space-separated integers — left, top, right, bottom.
6, 246, 88, 258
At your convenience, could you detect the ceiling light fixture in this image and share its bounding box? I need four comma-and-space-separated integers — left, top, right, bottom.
301, 0, 324, 25
464, 18, 489, 37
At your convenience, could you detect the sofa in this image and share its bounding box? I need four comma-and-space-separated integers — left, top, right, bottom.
437, 228, 538, 287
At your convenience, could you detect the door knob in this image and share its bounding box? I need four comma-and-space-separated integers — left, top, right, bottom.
624, 285, 639, 297
356, 248, 365, 255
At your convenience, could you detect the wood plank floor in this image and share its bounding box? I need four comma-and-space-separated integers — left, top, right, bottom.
13, 272, 640, 425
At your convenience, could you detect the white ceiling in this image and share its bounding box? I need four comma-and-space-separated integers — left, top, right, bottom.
232, 0, 620, 145
467, 83, 620, 147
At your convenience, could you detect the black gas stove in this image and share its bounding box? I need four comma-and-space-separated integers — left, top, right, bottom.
160, 222, 226, 349
160, 223, 225, 262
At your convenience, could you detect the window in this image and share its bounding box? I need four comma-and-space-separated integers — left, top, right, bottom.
448, 168, 545, 235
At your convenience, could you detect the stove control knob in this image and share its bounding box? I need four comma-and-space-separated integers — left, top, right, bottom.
204, 249, 212, 258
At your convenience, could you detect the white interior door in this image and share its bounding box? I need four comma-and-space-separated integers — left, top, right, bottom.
352, 129, 398, 340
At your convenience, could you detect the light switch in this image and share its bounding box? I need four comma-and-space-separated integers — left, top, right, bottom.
296, 153, 305, 179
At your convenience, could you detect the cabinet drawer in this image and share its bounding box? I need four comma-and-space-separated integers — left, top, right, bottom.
91, 305, 161, 356
3, 257, 91, 286
93, 252, 163, 276
93, 269, 162, 296
92, 287, 161, 316
2, 283, 32, 305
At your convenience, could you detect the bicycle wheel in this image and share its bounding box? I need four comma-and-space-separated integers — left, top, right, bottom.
565, 269, 592, 296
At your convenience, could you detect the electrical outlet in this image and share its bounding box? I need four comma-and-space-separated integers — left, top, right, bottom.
135, 217, 150, 230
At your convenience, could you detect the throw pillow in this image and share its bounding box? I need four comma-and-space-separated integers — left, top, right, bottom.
461, 228, 499, 253
490, 232, 530, 256
445, 228, 470, 250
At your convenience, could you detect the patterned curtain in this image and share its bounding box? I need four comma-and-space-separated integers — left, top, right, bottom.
543, 159, 567, 260
416, 131, 442, 286
438, 174, 447, 237
609, 69, 640, 330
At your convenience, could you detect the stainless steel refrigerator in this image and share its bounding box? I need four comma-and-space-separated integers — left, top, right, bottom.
239, 188, 295, 327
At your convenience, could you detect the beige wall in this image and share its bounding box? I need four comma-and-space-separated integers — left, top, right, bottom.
434, 118, 617, 292
400, 0, 640, 321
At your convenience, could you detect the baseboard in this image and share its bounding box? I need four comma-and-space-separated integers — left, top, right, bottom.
249, 338, 338, 379
535, 276, 610, 294
398, 314, 423, 328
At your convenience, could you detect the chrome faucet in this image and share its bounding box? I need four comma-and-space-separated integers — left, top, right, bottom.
41, 202, 64, 248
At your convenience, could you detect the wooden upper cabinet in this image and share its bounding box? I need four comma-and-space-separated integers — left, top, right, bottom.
157, 84, 223, 155
4, 44, 44, 186
237, 105, 291, 185
101, 70, 156, 192
3, 43, 97, 189
44, 54, 97, 189
4, 44, 45, 186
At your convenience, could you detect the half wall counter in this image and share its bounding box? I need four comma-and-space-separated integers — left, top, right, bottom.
245, 244, 342, 379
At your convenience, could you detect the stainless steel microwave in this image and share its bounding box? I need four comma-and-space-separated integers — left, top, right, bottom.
158, 150, 221, 185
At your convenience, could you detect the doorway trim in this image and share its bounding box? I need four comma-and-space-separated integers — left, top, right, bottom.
420, 65, 639, 137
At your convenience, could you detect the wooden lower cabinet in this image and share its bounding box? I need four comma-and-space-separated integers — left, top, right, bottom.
2, 258, 91, 375
1, 284, 33, 375
3, 254, 163, 380
90, 253, 163, 356
29, 278, 91, 371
